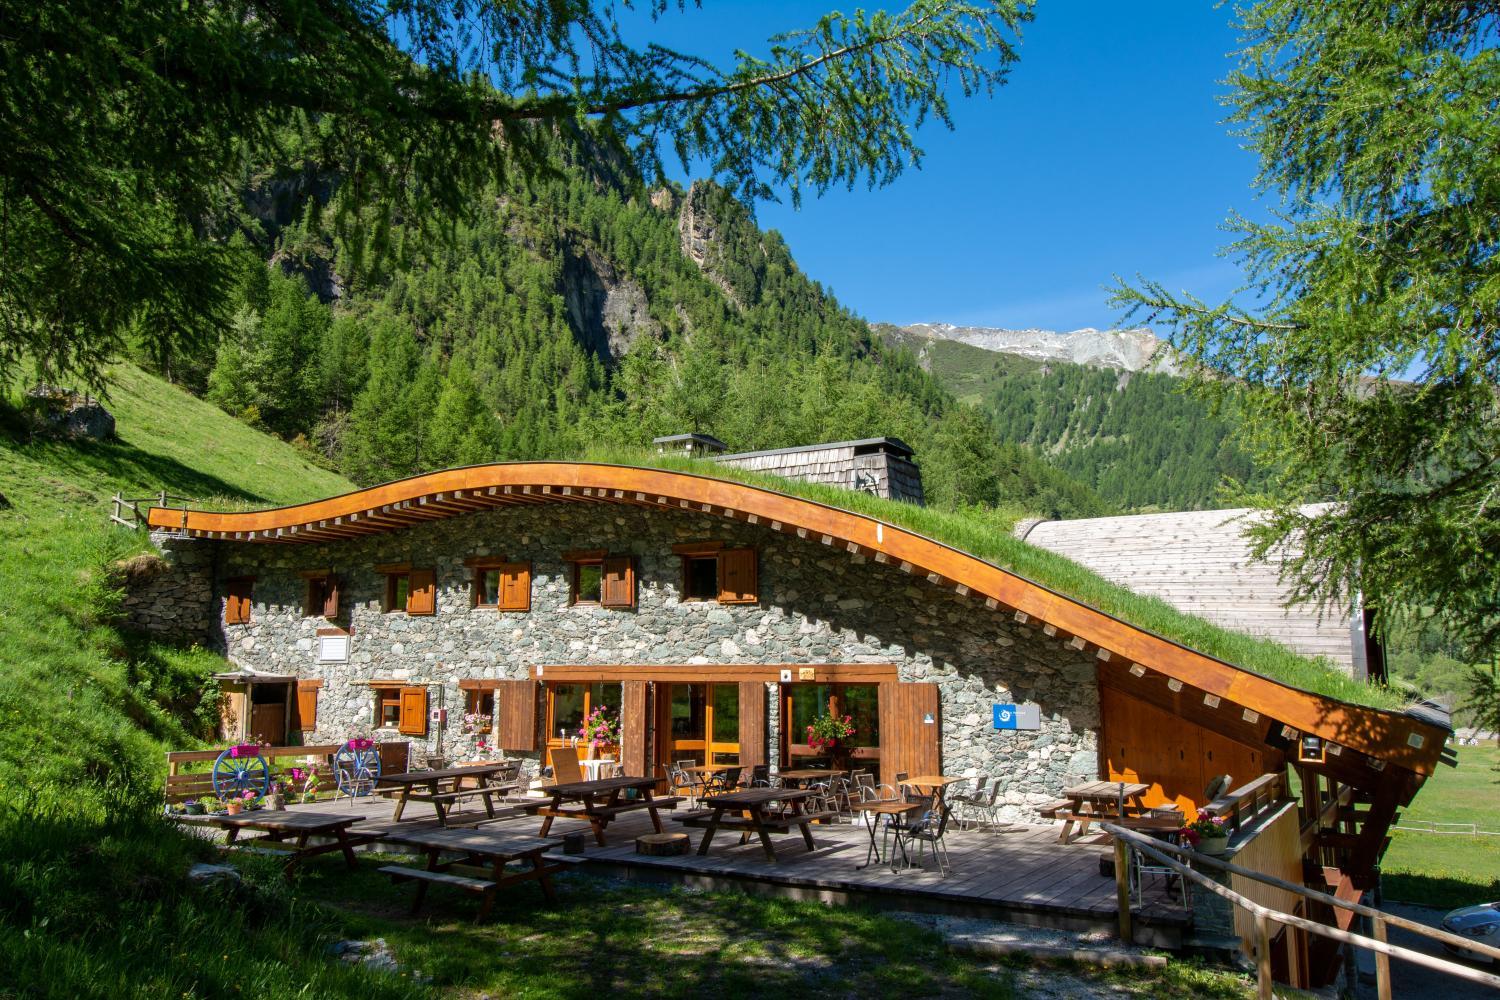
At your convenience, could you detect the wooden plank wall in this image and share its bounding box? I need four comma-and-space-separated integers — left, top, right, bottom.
1024, 507, 1356, 672
1100, 684, 1276, 818
877, 681, 941, 787
1229, 804, 1308, 987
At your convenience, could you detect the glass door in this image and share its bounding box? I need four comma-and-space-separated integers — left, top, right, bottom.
663, 683, 740, 768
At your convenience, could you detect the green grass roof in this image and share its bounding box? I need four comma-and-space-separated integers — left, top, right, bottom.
575, 445, 1410, 712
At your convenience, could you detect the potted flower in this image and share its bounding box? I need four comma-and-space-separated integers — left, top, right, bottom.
183, 799, 206, 816
805, 713, 857, 754
1181, 815, 1230, 855
198, 796, 223, 815
224, 796, 244, 815
577, 707, 619, 760
267, 781, 286, 811
461, 712, 493, 736
286, 766, 320, 804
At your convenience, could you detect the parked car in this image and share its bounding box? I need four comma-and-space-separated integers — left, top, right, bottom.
1442, 901, 1500, 963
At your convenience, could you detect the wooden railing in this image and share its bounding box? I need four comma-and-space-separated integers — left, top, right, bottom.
1199, 772, 1284, 833
1106, 822, 1500, 999
111, 491, 198, 530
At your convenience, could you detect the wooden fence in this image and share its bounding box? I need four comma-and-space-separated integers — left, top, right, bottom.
163, 742, 409, 803
1107, 822, 1500, 999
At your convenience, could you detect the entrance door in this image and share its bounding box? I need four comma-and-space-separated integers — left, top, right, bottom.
659, 683, 740, 768
248, 681, 290, 744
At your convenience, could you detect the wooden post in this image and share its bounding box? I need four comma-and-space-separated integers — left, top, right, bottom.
1114, 838, 1132, 942
1373, 915, 1392, 1000
1255, 913, 1274, 1000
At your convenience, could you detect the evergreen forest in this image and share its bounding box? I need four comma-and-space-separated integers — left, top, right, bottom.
133, 131, 1115, 522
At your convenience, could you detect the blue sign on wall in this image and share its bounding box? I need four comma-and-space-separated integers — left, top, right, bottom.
993, 703, 1041, 731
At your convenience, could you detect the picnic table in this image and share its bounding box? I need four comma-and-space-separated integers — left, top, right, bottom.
379, 763, 521, 826
675, 787, 836, 862
184, 809, 374, 874
850, 799, 923, 870
1052, 780, 1150, 843
775, 767, 838, 788
377, 826, 564, 920
526, 776, 683, 846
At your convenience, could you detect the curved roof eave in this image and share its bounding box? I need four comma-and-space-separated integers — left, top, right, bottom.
145, 461, 1444, 772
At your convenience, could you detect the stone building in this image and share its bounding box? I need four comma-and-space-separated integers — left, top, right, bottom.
652, 434, 925, 505
137, 461, 1447, 889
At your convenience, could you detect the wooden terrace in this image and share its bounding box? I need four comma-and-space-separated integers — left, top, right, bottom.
224, 795, 1190, 942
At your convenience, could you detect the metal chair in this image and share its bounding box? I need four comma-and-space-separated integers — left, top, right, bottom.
747, 764, 773, 788
668, 761, 703, 805
895, 795, 954, 875
704, 765, 742, 796
1129, 826, 1186, 904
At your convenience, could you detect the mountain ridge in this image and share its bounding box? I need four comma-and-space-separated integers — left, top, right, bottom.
887, 321, 1187, 375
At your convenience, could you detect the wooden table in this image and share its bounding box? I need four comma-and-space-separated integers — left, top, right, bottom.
850, 799, 924, 870
184, 810, 374, 874
1056, 780, 1150, 843
378, 827, 563, 920
676, 787, 833, 862
527, 776, 682, 846
775, 768, 840, 788
380, 763, 520, 826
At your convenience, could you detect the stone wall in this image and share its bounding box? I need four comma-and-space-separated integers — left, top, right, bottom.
119, 531, 217, 644
152, 502, 1100, 819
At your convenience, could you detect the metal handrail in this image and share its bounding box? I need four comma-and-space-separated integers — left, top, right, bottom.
1104, 822, 1500, 999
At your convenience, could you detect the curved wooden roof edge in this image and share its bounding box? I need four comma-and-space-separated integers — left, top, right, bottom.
145, 460, 1446, 773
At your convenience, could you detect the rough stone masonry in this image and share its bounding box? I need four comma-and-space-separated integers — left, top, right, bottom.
137, 502, 1100, 821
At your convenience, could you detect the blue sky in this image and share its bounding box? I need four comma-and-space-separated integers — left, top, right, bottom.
643, 2, 1266, 332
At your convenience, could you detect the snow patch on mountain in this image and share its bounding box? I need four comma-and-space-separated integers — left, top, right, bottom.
897, 323, 1186, 375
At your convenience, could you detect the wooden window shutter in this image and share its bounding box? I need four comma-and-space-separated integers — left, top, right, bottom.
225, 578, 253, 625
600, 556, 635, 608
621, 680, 649, 778
877, 681, 941, 788
738, 681, 768, 770
495, 679, 538, 750
406, 568, 436, 615
321, 575, 340, 618
717, 548, 759, 604
498, 562, 531, 612
398, 686, 428, 736
295, 682, 319, 732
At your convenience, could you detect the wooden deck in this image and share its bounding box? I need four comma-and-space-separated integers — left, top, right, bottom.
257, 795, 1190, 941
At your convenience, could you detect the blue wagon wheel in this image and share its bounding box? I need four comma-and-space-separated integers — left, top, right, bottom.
211, 746, 271, 799
333, 741, 381, 796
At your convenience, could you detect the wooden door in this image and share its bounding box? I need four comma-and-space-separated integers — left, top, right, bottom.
249, 703, 286, 745
877, 681, 940, 787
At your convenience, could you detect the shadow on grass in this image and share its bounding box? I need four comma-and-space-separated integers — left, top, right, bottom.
1383, 870, 1500, 910
5, 429, 275, 507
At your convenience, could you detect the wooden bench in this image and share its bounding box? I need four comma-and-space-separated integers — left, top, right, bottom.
1037, 799, 1075, 819
377, 827, 563, 920
676, 809, 838, 832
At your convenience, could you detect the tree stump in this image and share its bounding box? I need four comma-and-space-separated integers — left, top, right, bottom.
635, 832, 690, 857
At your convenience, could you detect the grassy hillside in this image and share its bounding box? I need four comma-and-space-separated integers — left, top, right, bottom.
0, 366, 391, 999
884, 331, 1268, 513
1380, 743, 1500, 907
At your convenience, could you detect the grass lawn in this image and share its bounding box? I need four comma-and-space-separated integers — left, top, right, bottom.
292, 860, 1266, 999
1381, 743, 1500, 908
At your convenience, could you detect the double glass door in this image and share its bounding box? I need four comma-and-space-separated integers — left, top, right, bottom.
663, 683, 740, 766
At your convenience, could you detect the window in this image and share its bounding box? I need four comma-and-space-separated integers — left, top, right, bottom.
672, 543, 759, 604
465, 689, 495, 717
784, 683, 880, 762
377, 564, 435, 615
465, 558, 531, 612
564, 550, 634, 608
224, 577, 254, 625
373, 684, 428, 735
301, 570, 339, 618
546, 682, 622, 743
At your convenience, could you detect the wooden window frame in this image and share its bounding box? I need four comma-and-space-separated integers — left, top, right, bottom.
671, 542, 758, 605
224, 577, 255, 625
373, 684, 428, 736
374, 686, 403, 729
376, 563, 435, 616
563, 550, 633, 609
299, 569, 338, 619
464, 557, 531, 612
